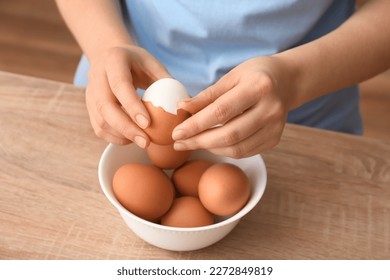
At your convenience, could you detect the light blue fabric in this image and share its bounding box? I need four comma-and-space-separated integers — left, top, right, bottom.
74, 0, 362, 134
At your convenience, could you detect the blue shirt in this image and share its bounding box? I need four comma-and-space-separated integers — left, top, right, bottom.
74, 0, 362, 134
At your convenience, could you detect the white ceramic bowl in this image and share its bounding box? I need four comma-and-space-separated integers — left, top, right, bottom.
98, 143, 267, 251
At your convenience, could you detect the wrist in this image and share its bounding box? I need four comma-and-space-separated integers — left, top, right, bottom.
269, 53, 302, 111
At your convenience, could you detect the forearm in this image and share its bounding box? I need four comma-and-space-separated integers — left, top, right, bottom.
275, 0, 390, 109
55, 0, 133, 62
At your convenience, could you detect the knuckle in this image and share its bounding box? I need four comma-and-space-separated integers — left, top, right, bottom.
251, 74, 276, 98
117, 124, 132, 138
94, 126, 105, 138
223, 130, 241, 146
203, 87, 216, 103
185, 118, 201, 134
227, 145, 245, 159
95, 101, 106, 114
99, 120, 110, 131
269, 137, 280, 148
109, 75, 130, 95
213, 102, 231, 123
92, 119, 110, 138
259, 75, 275, 92
268, 101, 285, 120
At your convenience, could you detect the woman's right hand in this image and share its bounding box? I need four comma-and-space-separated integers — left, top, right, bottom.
86, 45, 171, 147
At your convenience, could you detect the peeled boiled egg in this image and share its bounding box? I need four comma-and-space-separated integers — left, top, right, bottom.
161, 196, 214, 228
198, 163, 251, 216
112, 163, 175, 221
172, 159, 214, 197
142, 78, 191, 145
146, 142, 191, 169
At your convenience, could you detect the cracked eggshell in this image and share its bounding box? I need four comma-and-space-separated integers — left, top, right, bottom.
142, 78, 191, 145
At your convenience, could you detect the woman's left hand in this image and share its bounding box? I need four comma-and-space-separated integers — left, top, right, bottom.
172, 56, 293, 158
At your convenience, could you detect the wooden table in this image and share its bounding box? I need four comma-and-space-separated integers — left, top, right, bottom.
1, 71, 389, 260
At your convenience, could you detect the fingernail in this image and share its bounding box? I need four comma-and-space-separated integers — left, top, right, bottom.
174, 142, 186, 151
135, 114, 149, 129
172, 129, 185, 140
134, 135, 147, 149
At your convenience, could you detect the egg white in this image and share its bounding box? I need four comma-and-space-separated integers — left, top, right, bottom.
142, 78, 190, 115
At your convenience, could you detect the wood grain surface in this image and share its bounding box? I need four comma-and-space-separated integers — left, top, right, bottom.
0, 71, 389, 260
0, 0, 81, 82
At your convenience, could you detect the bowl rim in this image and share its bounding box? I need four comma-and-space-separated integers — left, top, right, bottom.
98, 143, 267, 232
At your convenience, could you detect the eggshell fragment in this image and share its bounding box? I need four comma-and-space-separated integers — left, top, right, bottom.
172, 159, 214, 197
143, 101, 190, 145
198, 163, 250, 216
141, 78, 191, 145
142, 78, 190, 115
112, 163, 175, 221
161, 196, 214, 228
146, 142, 191, 169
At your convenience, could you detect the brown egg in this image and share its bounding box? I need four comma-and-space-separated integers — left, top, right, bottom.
172, 159, 214, 197
146, 142, 191, 169
198, 163, 250, 216
112, 163, 175, 221
161, 196, 214, 228
143, 101, 190, 145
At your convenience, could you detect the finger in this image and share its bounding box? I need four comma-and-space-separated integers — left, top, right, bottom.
97, 100, 150, 148
86, 77, 134, 141
208, 124, 283, 158
178, 73, 236, 114
140, 52, 172, 82
87, 94, 133, 145
89, 103, 128, 139
173, 83, 258, 141
90, 115, 132, 145
173, 106, 262, 151
105, 53, 151, 130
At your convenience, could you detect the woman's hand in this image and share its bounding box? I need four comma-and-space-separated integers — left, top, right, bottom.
172, 56, 293, 158
86, 45, 170, 147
